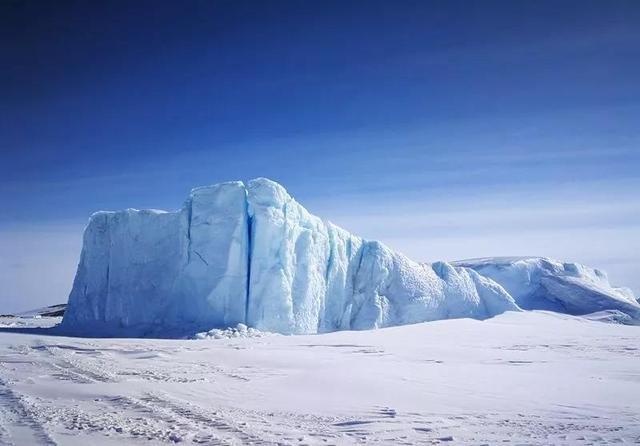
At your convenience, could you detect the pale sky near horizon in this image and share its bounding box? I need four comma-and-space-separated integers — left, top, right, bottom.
1, 0, 639, 313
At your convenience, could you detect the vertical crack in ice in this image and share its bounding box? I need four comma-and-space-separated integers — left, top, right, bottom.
318, 225, 335, 332
102, 215, 113, 323
347, 241, 367, 328
104, 264, 110, 323
186, 197, 193, 264
244, 189, 252, 324
281, 198, 294, 322
324, 227, 335, 284
281, 199, 289, 274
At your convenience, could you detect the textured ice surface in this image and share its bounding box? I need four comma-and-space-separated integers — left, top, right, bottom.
63, 179, 638, 336
455, 257, 640, 320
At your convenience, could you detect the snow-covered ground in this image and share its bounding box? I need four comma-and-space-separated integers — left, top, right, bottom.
1, 311, 639, 445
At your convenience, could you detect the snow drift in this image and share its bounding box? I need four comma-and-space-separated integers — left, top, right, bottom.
62, 179, 639, 336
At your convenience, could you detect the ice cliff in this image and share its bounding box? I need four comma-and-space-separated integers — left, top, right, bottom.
62, 178, 520, 335
62, 179, 639, 336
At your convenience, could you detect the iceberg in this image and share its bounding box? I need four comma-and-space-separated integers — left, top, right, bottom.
62, 178, 521, 336
62, 179, 639, 336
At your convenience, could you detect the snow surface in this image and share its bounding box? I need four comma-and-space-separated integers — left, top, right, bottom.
63, 178, 522, 336
1, 311, 639, 445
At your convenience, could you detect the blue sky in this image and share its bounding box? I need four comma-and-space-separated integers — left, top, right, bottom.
1, 0, 639, 312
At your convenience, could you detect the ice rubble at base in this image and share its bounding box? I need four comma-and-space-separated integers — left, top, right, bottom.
62, 178, 639, 336
193, 323, 270, 340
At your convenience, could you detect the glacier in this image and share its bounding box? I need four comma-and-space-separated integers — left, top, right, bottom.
62, 178, 639, 336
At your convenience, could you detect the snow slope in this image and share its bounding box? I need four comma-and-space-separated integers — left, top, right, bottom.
63, 178, 519, 336
455, 257, 640, 320
1, 311, 639, 445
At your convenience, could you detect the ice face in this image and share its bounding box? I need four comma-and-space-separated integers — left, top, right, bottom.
62, 180, 639, 337
64, 182, 250, 335
177, 181, 249, 328
245, 178, 331, 334
63, 209, 185, 330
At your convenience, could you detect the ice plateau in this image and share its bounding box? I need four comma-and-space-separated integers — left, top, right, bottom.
62, 178, 639, 336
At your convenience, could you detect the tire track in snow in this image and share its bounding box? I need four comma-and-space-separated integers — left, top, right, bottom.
32, 345, 117, 384
106, 395, 206, 444
0, 378, 56, 446
137, 393, 285, 445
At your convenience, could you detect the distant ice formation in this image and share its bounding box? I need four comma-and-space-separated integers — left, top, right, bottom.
62, 179, 639, 336
454, 257, 640, 319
